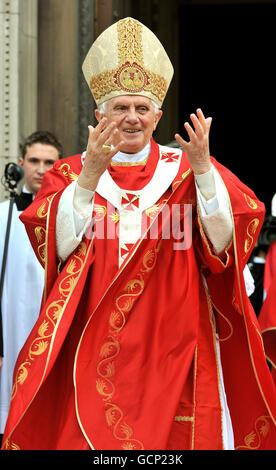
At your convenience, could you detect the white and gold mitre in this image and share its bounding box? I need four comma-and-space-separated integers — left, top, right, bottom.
82, 17, 174, 107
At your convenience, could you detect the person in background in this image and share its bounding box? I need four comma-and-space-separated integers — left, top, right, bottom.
0, 131, 63, 445
271, 193, 276, 218
258, 202, 276, 387
248, 215, 276, 315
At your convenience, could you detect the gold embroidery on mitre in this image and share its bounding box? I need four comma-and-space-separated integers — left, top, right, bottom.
117, 18, 144, 64
115, 62, 148, 93
87, 18, 171, 106
90, 66, 167, 105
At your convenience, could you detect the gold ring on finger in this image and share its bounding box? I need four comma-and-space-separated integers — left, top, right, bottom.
102, 144, 111, 154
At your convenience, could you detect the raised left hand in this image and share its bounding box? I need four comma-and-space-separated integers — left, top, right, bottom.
175, 108, 212, 175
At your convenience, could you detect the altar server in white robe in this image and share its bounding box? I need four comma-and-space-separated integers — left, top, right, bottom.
0, 131, 62, 437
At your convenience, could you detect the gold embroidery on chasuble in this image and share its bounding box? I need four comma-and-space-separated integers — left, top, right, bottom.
35, 195, 56, 267
93, 204, 107, 222
172, 168, 192, 192
235, 415, 272, 450
109, 211, 120, 224
111, 158, 149, 167
3, 440, 20, 450
244, 218, 260, 256
96, 240, 162, 450
174, 416, 194, 423
58, 163, 78, 182
37, 197, 53, 219
89, 19, 167, 105
34, 226, 46, 264
244, 193, 258, 210
145, 203, 161, 219
10, 242, 89, 401
241, 193, 260, 256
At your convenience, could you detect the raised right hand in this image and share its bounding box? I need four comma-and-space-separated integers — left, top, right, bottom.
78, 118, 124, 191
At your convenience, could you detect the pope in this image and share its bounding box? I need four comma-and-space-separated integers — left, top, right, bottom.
2, 17, 275, 450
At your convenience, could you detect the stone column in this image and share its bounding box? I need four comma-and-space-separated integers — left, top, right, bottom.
37, 0, 79, 158
0, 0, 38, 201
18, 0, 38, 145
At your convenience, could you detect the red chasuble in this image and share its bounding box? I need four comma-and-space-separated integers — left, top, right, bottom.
2, 139, 276, 450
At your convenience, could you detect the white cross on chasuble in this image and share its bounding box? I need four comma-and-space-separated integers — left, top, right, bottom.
95, 145, 183, 267
121, 193, 140, 211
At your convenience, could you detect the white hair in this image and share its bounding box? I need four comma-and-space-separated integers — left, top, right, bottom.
98, 98, 161, 116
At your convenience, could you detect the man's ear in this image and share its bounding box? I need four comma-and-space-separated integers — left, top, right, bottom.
154, 110, 163, 131
95, 109, 103, 123
18, 157, 24, 167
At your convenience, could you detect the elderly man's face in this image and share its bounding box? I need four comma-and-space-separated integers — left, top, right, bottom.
95, 95, 163, 154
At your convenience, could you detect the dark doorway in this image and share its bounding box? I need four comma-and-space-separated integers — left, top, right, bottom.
178, 2, 275, 212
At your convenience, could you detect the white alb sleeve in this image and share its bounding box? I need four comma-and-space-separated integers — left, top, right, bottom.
195, 165, 233, 254
56, 181, 94, 261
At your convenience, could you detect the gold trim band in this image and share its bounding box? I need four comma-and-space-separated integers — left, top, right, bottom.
174, 416, 194, 422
